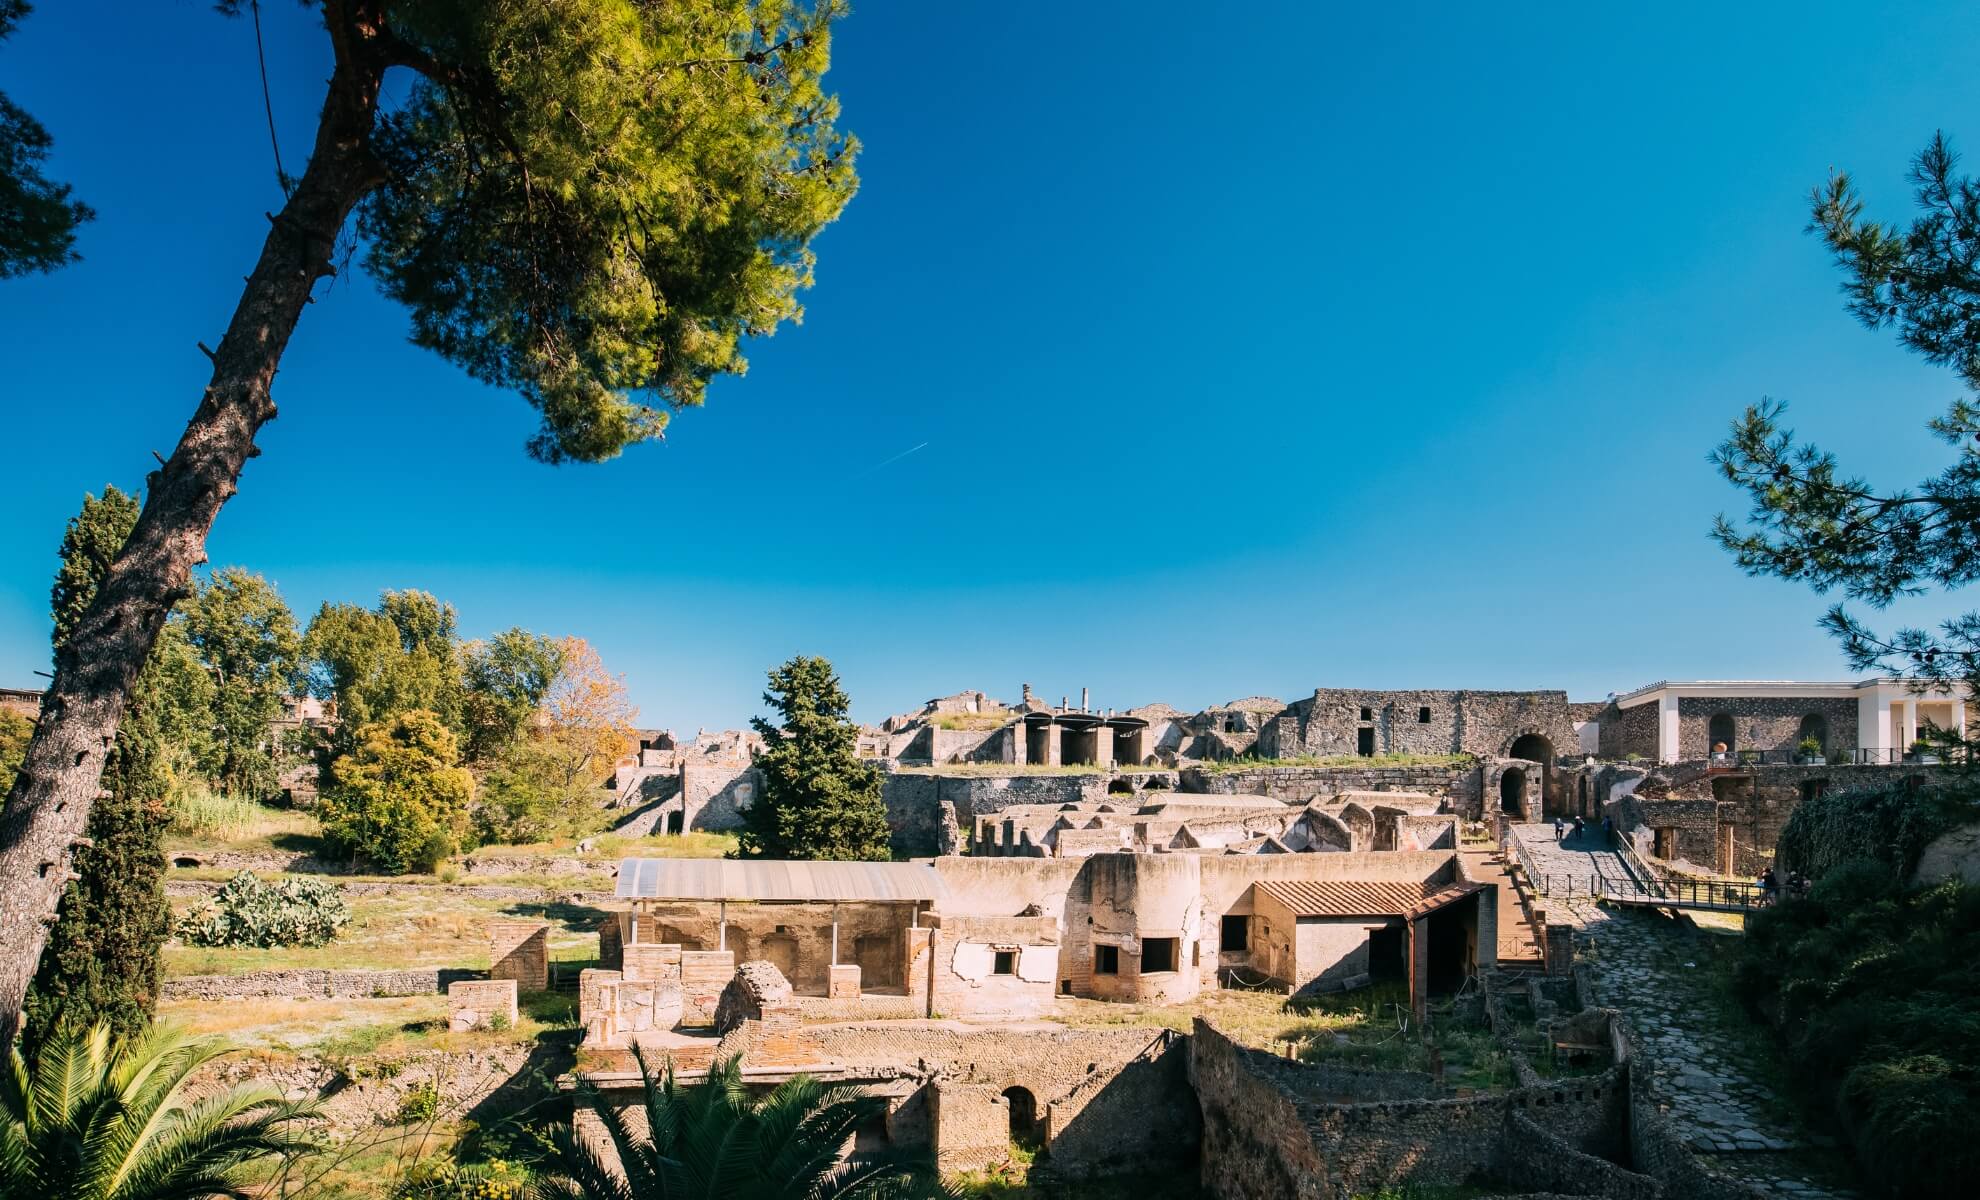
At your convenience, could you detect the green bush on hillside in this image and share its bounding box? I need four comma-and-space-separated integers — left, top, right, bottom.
176, 870, 350, 948
1737, 858, 1980, 1198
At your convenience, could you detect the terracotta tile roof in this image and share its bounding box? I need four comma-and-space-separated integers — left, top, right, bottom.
1404, 881, 1485, 920
1251, 879, 1435, 917
1250, 878, 1485, 918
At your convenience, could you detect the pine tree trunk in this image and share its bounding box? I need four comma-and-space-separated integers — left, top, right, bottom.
0, 7, 390, 1040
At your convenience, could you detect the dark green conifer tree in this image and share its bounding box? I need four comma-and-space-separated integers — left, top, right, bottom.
739, 656, 891, 861
20, 488, 173, 1048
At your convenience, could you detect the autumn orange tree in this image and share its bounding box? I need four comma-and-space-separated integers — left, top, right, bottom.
0, 0, 857, 1037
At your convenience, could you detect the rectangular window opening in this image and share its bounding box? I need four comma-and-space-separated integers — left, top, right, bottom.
1141, 937, 1177, 974
1094, 944, 1119, 975
992, 950, 1015, 976
1220, 914, 1249, 952
1417, 707, 1431, 723
1359, 706, 1373, 721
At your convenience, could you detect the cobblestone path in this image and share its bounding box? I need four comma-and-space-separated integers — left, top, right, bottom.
1508, 823, 1858, 1198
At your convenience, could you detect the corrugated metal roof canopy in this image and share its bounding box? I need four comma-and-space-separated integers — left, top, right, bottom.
615, 858, 950, 903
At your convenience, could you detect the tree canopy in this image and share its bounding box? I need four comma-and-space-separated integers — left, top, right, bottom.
0, 1, 91, 277
740, 655, 890, 861
0, 0, 860, 1034
1714, 133, 1980, 731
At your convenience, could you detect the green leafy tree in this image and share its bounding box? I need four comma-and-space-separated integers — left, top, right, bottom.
2, 0, 857, 1030
303, 591, 465, 743
461, 628, 565, 762
0, 1, 91, 278
1714, 134, 1980, 748
179, 567, 301, 798
21, 490, 179, 1051
0, 708, 29, 798
543, 1051, 945, 1200
318, 709, 475, 873
0, 1021, 316, 1200
740, 656, 889, 861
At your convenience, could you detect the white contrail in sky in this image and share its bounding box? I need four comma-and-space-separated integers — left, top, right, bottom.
857, 441, 929, 477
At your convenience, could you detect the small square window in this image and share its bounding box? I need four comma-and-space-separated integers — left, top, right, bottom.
1359, 706, 1373, 721
1417, 707, 1431, 723
1220, 914, 1249, 952
992, 950, 1015, 976
1060, 979, 1072, 995
1141, 937, 1177, 974
1094, 944, 1119, 975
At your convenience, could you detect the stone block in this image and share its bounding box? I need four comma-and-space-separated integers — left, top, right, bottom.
447, 978, 517, 1032
623, 942, 683, 984
714, 960, 797, 1033
679, 951, 736, 1025
579, 968, 621, 1028
488, 921, 549, 992
829, 962, 861, 999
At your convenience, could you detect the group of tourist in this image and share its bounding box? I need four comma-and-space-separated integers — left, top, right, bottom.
1755, 866, 1809, 906
1551, 814, 1614, 845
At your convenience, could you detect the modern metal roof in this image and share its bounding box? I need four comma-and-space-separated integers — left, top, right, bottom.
615, 858, 950, 903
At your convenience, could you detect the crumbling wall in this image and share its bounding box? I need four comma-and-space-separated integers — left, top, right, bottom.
883, 772, 1108, 856
1182, 765, 1474, 803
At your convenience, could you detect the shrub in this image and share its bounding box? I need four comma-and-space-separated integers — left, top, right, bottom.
393, 1081, 441, 1126
1738, 864, 1980, 1198
176, 870, 350, 948
318, 710, 474, 873
393, 1158, 527, 1200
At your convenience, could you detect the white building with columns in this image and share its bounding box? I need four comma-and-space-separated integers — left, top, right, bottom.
1604, 678, 1968, 765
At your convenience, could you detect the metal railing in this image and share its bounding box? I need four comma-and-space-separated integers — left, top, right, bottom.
1703, 746, 1969, 768
1525, 869, 1772, 912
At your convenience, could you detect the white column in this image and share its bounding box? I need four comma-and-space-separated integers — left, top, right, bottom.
1658, 693, 1681, 764
718, 899, 727, 951
831, 903, 840, 966
1904, 699, 1919, 753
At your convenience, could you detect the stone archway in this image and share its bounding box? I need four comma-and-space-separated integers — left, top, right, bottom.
1504, 730, 1557, 817
1003, 1086, 1039, 1146
1499, 767, 1526, 816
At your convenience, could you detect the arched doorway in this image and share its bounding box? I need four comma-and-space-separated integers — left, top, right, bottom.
1708, 713, 1735, 758
1508, 733, 1552, 765
1499, 767, 1525, 816
1796, 713, 1828, 759
1002, 1087, 1039, 1147
1507, 734, 1554, 816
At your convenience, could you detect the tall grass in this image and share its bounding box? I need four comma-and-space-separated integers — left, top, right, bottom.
169, 780, 269, 838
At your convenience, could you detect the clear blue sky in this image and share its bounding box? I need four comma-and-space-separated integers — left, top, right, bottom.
4, 1, 1979, 731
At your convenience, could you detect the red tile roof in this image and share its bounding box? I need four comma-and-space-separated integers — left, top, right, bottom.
1250, 879, 1484, 919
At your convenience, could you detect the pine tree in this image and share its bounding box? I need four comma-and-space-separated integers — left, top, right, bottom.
739, 656, 891, 861
20, 489, 172, 1049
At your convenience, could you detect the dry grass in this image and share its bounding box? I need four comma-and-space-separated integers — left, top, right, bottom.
163, 890, 606, 976
1049, 987, 1346, 1048
465, 829, 738, 861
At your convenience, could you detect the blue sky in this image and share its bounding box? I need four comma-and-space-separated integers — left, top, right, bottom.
4, 1, 1979, 730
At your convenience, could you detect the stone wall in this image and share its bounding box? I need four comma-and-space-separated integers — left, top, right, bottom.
446, 979, 518, 1031
1598, 701, 1661, 761
1180, 764, 1476, 804
1675, 696, 1857, 761
679, 764, 761, 831
882, 772, 1108, 856
160, 967, 478, 1000
488, 921, 549, 992
1190, 1021, 1637, 1200
1276, 689, 1580, 763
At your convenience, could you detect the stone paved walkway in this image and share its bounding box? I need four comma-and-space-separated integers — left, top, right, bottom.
1508, 823, 1858, 1198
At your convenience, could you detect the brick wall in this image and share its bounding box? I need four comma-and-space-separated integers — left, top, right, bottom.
446, 979, 517, 1031
488, 921, 548, 992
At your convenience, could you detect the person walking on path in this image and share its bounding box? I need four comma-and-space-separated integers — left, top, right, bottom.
1571, 815, 1586, 843
1554, 815, 1565, 842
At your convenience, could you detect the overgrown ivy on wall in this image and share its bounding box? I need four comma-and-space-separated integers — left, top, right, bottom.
1774, 776, 1973, 879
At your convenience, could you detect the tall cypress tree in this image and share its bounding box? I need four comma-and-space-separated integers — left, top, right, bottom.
20, 489, 173, 1048
739, 656, 891, 861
